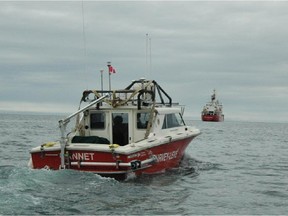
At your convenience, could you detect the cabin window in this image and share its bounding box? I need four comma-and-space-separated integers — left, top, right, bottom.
162, 113, 185, 129
136, 112, 150, 129
90, 112, 105, 129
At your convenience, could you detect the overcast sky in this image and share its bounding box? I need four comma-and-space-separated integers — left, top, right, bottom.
0, 1, 288, 123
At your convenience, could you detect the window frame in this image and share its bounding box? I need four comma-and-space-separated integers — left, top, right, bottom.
90, 112, 106, 130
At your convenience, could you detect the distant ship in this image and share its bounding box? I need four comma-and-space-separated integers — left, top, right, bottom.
201, 89, 224, 122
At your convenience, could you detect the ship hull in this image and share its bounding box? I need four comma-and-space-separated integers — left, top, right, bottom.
202, 114, 224, 122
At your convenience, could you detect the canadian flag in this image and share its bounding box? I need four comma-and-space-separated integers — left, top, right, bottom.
108, 65, 116, 73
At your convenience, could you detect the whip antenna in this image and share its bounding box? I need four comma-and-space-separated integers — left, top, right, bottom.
145, 33, 152, 78
149, 37, 152, 76
81, 0, 87, 79
146, 33, 149, 76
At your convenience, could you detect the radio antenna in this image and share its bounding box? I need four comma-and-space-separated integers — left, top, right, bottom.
81, 0, 87, 81
145, 33, 152, 77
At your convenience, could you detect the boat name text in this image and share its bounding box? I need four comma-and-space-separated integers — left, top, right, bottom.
70, 153, 94, 161
157, 149, 179, 162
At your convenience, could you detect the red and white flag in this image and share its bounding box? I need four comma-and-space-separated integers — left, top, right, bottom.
108, 65, 116, 74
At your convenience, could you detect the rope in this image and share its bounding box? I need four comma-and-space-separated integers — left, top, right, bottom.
145, 97, 156, 139
92, 80, 154, 108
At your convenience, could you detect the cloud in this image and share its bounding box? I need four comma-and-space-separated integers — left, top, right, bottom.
1, 1, 288, 122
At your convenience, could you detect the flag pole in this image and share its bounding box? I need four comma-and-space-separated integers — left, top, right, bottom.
107, 61, 111, 93
100, 69, 104, 95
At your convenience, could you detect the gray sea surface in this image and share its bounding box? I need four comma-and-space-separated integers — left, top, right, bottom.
0, 112, 287, 215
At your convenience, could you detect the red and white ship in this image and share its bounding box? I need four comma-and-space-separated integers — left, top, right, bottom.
29, 78, 200, 180
201, 89, 224, 122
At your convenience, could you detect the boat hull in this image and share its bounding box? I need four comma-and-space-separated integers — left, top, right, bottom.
202, 114, 224, 122
30, 136, 196, 180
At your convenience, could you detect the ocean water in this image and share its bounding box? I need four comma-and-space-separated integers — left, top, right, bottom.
0, 112, 287, 215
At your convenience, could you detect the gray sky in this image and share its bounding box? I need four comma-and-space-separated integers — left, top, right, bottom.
1, 1, 288, 123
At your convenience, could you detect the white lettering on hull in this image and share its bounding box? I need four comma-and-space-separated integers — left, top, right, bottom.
128, 151, 147, 159
156, 149, 179, 162
70, 153, 94, 161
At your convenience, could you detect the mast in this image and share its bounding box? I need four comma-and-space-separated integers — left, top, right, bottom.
149, 37, 152, 76
100, 69, 104, 95
211, 89, 216, 101
107, 61, 112, 92
146, 33, 149, 76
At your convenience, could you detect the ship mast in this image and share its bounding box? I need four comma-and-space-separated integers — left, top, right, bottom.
211, 89, 216, 102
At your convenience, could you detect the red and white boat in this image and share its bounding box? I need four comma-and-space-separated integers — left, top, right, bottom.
29, 78, 200, 180
201, 89, 224, 122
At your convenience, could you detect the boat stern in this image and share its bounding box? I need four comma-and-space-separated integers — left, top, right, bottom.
29, 142, 61, 170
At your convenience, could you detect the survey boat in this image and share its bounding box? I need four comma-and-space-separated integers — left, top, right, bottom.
29, 79, 200, 180
201, 89, 224, 122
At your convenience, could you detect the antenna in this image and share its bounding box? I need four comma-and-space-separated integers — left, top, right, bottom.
81, 0, 87, 76
149, 37, 152, 76
146, 33, 149, 76
145, 33, 152, 77
100, 69, 104, 94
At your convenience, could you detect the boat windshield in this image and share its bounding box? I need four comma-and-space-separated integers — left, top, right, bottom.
162, 113, 185, 129
136, 112, 150, 129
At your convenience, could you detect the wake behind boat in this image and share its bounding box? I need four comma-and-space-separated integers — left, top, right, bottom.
29, 78, 200, 180
201, 89, 224, 122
